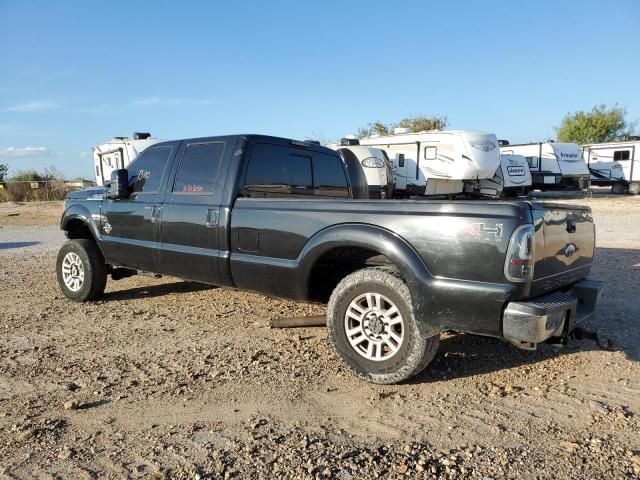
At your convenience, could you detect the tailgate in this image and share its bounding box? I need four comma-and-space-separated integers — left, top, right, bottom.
529, 201, 595, 297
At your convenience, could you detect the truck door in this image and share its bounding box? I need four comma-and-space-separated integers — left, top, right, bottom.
159, 140, 227, 284
101, 144, 175, 272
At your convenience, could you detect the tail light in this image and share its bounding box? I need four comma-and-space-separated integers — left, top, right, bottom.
504, 225, 535, 282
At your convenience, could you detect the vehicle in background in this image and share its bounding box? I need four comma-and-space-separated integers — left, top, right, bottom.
582, 138, 640, 195
467, 153, 532, 198
58, 133, 603, 384
500, 141, 590, 192
93, 132, 163, 186
328, 137, 394, 199
359, 128, 500, 197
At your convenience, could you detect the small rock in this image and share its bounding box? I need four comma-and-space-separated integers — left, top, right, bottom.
64, 400, 80, 411
559, 441, 579, 454
58, 447, 74, 460
589, 400, 608, 414
397, 464, 408, 474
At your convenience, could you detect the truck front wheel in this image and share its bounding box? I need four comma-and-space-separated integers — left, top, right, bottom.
327, 266, 439, 384
56, 239, 107, 302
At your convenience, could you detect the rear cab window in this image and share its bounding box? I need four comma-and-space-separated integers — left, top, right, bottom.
173, 141, 226, 194
244, 143, 349, 198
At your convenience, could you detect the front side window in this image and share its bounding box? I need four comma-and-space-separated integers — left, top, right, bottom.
245, 143, 312, 196
613, 150, 630, 161
173, 142, 225, 193
128, 146, 173, 193
313, 152, 348, 197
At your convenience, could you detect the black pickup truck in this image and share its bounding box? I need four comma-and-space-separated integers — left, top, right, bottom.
58, 134, 603, 384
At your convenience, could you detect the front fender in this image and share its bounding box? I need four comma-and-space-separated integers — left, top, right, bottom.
60, 204, 103, 242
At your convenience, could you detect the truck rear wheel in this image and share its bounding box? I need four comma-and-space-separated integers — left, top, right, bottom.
56, 239, 107, 302
629, 182, 640, 195
327, 266, 439, 384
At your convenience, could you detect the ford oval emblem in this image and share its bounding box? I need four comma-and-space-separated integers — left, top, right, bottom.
564, 243, 576, 257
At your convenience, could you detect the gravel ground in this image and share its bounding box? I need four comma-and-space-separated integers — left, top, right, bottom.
0, 197, 639, 479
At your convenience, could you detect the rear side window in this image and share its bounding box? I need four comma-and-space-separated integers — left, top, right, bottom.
245, 144, 312, 195
173, 142, 225, 193
613, 150, 630, 161
313, 152, 349, 197
128, 146, 173, 193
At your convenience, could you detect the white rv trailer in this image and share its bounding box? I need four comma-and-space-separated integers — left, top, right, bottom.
93, 132, 164, 186
582, 138, 640, 195
327, 138, 394, 198
471, 154, 532, 197
358, 128, 500, 196
499, 142, 590, 191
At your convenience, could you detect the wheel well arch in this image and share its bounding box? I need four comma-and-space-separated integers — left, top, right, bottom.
306, 246, 397, 303
64, 217, 97, 242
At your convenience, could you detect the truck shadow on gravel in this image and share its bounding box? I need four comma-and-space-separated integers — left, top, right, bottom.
410, 334, 617, 384
0, 241, 40, 250
101, 280, 215, 302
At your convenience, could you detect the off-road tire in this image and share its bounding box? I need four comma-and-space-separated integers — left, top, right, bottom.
327, 266, 439, 384
56, 239, 107, 302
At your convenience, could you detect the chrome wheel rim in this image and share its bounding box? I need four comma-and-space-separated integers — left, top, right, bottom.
344, 293, 404, 361
61, 252, 85, 292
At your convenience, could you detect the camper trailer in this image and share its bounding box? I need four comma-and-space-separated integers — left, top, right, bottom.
582, 139, 640, 195
93, 132, 163, 186
469, 153, 532, 198
328, 138, 394, 198
359, 129, 500, 196
499, 142, 590, 191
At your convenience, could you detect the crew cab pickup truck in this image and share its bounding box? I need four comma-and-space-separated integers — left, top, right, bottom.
57, 134, 603, 384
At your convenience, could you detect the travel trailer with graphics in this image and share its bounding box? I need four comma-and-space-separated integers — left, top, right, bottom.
582, 138, 640, 195
470, 153, 532, 198
500, 142, 590, 191
93, 133, 164, 186
358, 129, 501, 196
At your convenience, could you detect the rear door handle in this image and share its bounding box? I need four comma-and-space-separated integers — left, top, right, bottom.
206, 208, 219, 228
566, 219, 576, 233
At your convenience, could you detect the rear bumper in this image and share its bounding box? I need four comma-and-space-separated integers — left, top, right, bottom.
502, 278, 603, 350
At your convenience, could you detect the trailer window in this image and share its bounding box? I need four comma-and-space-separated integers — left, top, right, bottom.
128, 146, 173, 194
613, 150, 630, 161
173, 141, 225, 194
424, 146, 437, 160
245, 143, 312, 196
526, 156, 539, 168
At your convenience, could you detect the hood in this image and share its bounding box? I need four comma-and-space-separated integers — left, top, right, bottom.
65, 186, 107, 200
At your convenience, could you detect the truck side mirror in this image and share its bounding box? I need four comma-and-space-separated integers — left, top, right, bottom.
107, 169, 129, 199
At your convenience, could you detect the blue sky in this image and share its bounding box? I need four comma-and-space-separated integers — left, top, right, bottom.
1, 0, 638, 179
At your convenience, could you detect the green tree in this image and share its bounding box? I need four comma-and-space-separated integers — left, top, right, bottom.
357, 115, 449, 138
556, 105, 634, 144
396, 114, 448, 132
9, 169, 44, 182
0, 163, 8, 182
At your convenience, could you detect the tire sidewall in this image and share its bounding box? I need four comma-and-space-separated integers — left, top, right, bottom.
629, 183, 640, 195
328, 271, 428, 381
56, 241, 97, 301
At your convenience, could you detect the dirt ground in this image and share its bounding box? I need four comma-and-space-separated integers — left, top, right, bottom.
0, 195, 639, 479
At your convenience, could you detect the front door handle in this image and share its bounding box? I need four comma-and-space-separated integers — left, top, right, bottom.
566, 218, 576, 233
150, 204, 162, 224
206, 208, 219, 228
